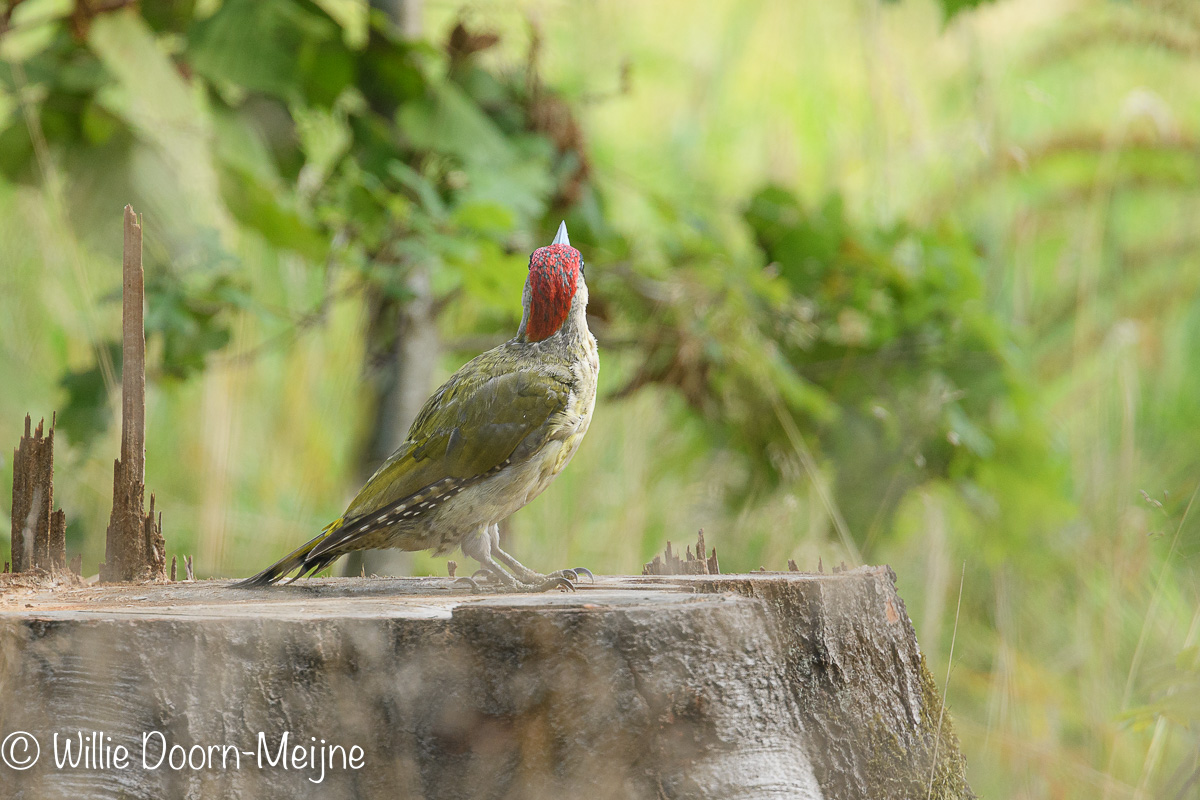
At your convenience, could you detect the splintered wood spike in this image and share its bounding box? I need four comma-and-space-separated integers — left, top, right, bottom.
643, 530, 719, 576
9, 413, 66, 573
101, 206, 166, 582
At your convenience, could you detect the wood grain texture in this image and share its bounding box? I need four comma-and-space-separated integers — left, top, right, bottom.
120, 203, 145, 487
0, 570, 972, 799
9, 415, 65, 573
100, 206, 164, 583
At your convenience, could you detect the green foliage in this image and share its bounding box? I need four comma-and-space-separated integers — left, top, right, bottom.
57, 237, 248, 446
57, 342, 119, 447
0, 0, 1040, 557
144, 256, 250, 381
883, 0, 997, 21
5, 3, 1200, 795
1126, 640, 1200, 730
187, 0, 354, 105
934, 0, 996, 19
0, 2, 579, 444
745, 186, 1039, 538
593, 182, 1045, 553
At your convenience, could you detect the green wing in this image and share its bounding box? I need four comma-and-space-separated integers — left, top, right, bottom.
236, 345, 573, 585
344, 347, 571, 520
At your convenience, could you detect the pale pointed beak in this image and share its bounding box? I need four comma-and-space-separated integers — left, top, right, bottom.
552, 220, 570, 247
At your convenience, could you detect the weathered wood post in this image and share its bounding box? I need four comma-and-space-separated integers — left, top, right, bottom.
99, 205, 164, 582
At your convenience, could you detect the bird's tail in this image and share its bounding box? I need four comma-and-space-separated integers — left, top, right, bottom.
232, 518, 345, 588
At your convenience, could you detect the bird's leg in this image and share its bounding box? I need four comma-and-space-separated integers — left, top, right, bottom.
460, 531, 516, 588
489, 524, 594, 584
489, 524, 546, 582
462, 526, 572, 592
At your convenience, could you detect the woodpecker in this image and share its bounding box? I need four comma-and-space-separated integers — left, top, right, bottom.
236, 222, 597, 591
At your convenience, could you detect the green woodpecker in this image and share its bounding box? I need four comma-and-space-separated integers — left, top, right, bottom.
237, 222, 598, 591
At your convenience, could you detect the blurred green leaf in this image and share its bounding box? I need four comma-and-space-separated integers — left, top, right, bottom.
312, 0, 368, 49
218, 163, 329, 260
936, 0, 996, 19
386, 159, 446, 220
882, 0, 997, 20
58, 342, 120, 446
451, 200, 516, 237
187, 0, 351, 104
145, 266, 248, 381
398, 80, 512, 165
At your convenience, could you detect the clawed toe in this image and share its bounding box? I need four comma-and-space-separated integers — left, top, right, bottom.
487, 574, 573, 593
530, 575, 575, 593
544, 567, 593, 584
457, 552, 585, 593
461, 576, 574, 594
479, 574, 574, 593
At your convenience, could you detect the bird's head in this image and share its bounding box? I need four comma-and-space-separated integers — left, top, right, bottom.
520, 221, 586, 343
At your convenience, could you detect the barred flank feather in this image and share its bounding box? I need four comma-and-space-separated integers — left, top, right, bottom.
232, 518, 344, 588
233, 470, 493, 587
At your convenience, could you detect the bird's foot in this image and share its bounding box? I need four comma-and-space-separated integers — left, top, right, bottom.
523, 574, 576, 593
556, 567, 595, 583
465, 567, 575, 593
504, 565, 595, 585
489, 543, 593, 586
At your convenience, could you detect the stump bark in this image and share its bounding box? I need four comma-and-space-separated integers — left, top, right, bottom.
0, 569, 972, 799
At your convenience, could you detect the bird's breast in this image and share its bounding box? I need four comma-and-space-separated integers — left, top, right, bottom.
448, 338, 598, 529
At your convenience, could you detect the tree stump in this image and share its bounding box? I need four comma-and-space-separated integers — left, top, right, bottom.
0, 569, 972, 799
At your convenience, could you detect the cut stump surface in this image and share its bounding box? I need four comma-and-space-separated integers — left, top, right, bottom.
0, 568, 972, 799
